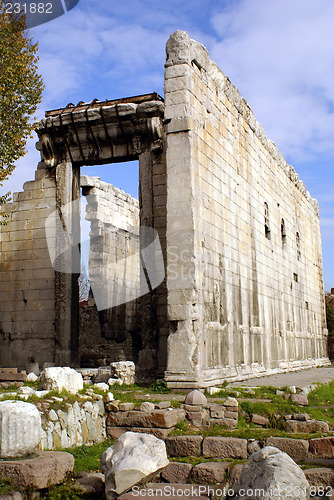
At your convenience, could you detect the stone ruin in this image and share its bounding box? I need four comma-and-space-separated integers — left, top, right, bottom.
0, 31, 329, 388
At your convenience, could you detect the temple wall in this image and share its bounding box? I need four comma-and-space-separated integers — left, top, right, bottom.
81, 175, 140, 361
164, 31, 328, 387
0, 164, 56, 368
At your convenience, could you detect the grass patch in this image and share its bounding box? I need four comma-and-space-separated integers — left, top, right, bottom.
63, 439, 114, 474
149, 380, 171, 393
0, 479, 14, 495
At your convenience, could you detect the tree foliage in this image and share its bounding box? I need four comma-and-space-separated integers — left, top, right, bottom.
326, 294, 334, 336
0, 1, 43, 220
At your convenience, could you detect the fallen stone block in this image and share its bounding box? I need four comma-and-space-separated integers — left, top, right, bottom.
252, 414, 269, 427
40, 367, 83, 394
110, 362, 135, 385
202, 437, 247, 459
155, 401, 171, 410
0, 451, 74, 489
160, 462, 193, 483
107, 409, 186, 429
0, 400, 41, 458
231, 446, 309, 500
165, 435, 203, 457
309, 437, 334, 459
304, 467, 334, 488
291, 394, 309, 406
107, 426, 172, 440
286, 419, 329, 433
266, 437, 309, 462
101, 431, 169, 499
191, 462, 231, 484
119, 403, 135, 412
140, 402, 155, 412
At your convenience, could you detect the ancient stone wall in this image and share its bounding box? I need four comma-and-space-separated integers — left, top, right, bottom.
80, 175, 140, 362
164, 31, 328, 387
0, 164, 56, 368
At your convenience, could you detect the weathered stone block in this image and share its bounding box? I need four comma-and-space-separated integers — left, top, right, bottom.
165, 435, 203, 457
304, 467, 334, 488
252, 414, 269, 427
160, 462, 193, 483
191, 462, 231, 484
309, 437, 334, 459
202, 437, 247, 459
101, 432, 169, 499
0, 451, 74, 489
0, 400, 42, 458
266, 437, 309, 462
41, 367, 83, 394
107, 409, 186, 429
286, 420, 329, 433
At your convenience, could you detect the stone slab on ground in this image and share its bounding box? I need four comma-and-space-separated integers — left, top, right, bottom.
266, 437, 309, 462
165, 436, 203, 457
309, 437, 334, 459
202, 437, 247, 459
304, 468, 334, 488
191, 462, 231, 484
160, 463, 193, 483
0, 451, 74, 489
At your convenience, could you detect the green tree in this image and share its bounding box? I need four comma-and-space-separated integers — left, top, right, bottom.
0, 1, 43, 222
326, 300, 334, 336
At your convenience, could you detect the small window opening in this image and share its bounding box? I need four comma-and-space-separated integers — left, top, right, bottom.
296, 232, 301, 260
293, 273, 298, 282
281, 219, 286, 248
305, 301, 309, 310
264, 202, 271, 239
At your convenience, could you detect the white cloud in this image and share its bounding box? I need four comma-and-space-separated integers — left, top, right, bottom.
209, 0, 334, 163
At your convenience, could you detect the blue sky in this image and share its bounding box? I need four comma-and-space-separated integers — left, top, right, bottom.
4, 0, 334, 290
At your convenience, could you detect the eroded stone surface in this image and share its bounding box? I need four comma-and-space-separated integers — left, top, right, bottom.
0, 401, 41, 458
0, 451, 74, 489
232, 446, 309, 500
101, 432, 169, 499
191, 462, 230, 484
160, 462, 192, 483
41, 367, 83, 394
165, 436, 203, 457
202, 437, 247, 459
266, 437, 309, 463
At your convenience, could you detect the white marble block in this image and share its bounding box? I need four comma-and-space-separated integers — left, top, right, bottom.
41, 367, 83, 394
0, 400, 42, 458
